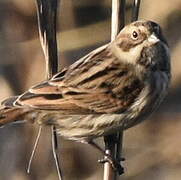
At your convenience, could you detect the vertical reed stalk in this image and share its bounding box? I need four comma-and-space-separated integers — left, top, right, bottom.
103, 0, 141, 179
35, 0, 63, 179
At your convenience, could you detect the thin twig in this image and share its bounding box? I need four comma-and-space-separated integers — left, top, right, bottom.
103, 1, 126, 180
51, 126, 63, 180
114, 0, 125, 179
27, 126, 42, 173
36, 0, 63, 179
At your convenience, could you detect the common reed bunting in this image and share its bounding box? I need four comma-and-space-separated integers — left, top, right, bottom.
0, 20, 170, 171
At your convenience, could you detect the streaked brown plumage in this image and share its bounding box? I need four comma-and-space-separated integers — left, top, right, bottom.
0, 20, 170, 144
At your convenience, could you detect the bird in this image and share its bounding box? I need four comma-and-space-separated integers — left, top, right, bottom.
0, 20, 170, 171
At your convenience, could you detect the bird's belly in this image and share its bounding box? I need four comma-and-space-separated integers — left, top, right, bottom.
45, 72, 169, 141
53, 114, 127, 141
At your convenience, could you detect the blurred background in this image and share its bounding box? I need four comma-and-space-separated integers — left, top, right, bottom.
0, 0, 181, 179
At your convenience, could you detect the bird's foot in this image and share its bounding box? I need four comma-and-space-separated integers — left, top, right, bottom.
98, 155, 124, 175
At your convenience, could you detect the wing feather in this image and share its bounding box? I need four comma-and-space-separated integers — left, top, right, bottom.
3, 44, 144, 114
1, 96, 19, 107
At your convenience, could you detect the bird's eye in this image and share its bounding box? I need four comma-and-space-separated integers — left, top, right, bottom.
132, 31, 139, 39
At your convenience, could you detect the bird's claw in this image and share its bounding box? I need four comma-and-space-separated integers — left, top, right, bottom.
98, 155, 124, 175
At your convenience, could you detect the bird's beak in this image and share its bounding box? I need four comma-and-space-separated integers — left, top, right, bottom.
148, 33, 160, 44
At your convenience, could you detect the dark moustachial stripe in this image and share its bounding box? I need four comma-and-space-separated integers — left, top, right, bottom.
138, 46, 153, 68
138, 42, 168, 71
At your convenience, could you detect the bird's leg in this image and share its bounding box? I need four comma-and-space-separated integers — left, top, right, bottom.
87, 141, 124, 175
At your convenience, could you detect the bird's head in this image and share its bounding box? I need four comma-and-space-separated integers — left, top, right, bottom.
111, 20, 170, 72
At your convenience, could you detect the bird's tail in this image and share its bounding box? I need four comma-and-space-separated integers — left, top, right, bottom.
0, 107, 36, 127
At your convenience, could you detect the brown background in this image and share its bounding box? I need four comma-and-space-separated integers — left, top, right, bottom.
0, 0, 181, 180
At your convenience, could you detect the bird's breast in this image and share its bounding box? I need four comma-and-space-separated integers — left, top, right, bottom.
122, 70, 170, 129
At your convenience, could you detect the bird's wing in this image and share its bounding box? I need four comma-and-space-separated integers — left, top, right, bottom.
2, 44, 144, 114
